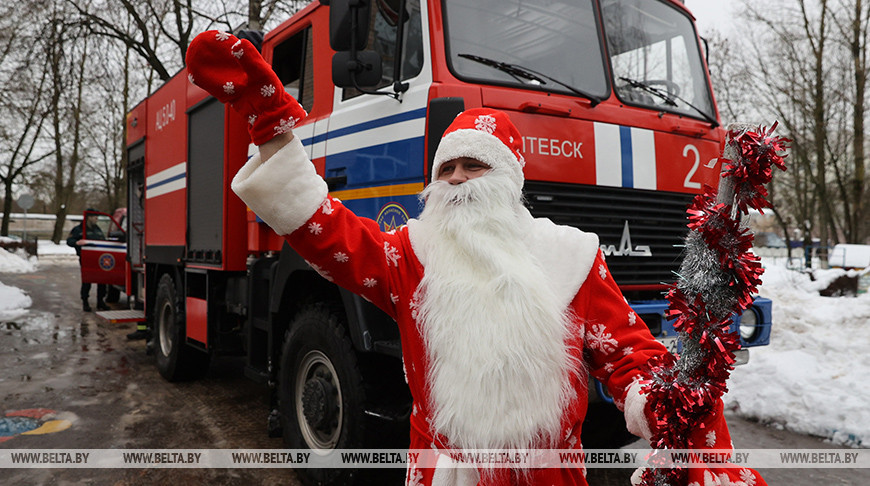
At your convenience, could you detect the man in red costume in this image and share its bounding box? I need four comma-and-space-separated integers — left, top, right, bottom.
186, 31, 765, 486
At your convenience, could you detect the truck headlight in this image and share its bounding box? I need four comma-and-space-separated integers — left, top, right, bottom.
739, 308, 759, 341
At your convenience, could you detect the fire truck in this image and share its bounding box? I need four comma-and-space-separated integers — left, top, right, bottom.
120, 0, 772, 482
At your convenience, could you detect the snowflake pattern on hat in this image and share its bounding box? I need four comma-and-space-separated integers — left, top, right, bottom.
474, 114, 497, 134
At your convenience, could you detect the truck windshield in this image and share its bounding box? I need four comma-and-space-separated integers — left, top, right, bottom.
443, 0, 609, 100
601, 0, 715, 121
443, 0, 714, 122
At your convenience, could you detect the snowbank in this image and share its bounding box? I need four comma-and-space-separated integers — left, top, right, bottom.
0, 279, 31, 317
725, 261, 870, 447
0, 247, 37, 273
0, 240, 76, 317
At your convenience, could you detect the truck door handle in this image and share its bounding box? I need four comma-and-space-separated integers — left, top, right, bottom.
326, 175, 347, 190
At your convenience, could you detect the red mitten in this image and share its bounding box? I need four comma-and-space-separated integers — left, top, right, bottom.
185, 30, 307, 145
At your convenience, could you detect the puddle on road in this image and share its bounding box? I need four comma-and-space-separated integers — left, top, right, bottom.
3, 311, 97, 348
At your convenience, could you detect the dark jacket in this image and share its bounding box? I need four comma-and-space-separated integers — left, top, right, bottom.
67, 221, 106, 257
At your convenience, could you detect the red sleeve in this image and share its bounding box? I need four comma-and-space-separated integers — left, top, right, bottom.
284, 195, 407, 319
576, 251, 668, 408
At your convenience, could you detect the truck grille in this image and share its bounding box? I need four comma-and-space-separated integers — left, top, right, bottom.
524, 181, 695, 289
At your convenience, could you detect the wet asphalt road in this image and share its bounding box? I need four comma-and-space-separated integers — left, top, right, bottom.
0, 256, 296, 485
1, 257, 867, 485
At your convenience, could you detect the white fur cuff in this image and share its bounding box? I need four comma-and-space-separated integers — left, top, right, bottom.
624, 380, 653, 442
231, 135, 328, 235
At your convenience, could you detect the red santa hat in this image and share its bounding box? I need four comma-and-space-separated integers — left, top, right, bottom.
431, 108, 526, 189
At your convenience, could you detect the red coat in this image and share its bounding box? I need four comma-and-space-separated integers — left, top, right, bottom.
231, 137, 762, 486
284, 195, 668, 485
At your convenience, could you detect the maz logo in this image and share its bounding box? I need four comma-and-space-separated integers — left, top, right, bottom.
600, 221, 652, 257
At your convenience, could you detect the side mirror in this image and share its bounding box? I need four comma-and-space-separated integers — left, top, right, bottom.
332, 50, 383, 88
235, 29, 265, 52
329, 0, 371, 51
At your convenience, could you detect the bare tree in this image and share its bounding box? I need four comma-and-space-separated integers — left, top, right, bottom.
0, 1, 57, 235
69, 0, 194, 81
42, 5, 94, 243
724, 0, 870, 254
0, 66, 54, 236
829, 0, 870, 243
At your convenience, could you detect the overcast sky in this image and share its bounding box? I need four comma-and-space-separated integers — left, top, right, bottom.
683, 0, 738, 35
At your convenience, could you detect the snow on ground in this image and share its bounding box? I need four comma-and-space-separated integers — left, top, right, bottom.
0, 240, 76, 317
37, 239, 77, 256
0, 241, 868, 447
725, 259, 870, 447
0, 278, 31, 318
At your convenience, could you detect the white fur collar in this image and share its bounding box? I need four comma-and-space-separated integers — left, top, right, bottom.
408, 208, 599, 310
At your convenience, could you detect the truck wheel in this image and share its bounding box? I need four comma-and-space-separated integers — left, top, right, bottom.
154, 274, 209, 382
279, 304, 365, 485
105, 286, 121, 303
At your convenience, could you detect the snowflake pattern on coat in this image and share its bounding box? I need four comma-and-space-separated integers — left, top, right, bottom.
305, 261, 332, 282
739, 468, 758, 486
384, 241, 401, 267
275, 117, 297, 135
321, 198, 335, 215
587, 323, 619, 354
706, 430, 717, 447
406, 466, 424, 486
689, 469, 758, 486
409, 296, 420, 321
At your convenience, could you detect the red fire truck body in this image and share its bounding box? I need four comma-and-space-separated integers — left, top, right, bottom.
123, 0, 771, 482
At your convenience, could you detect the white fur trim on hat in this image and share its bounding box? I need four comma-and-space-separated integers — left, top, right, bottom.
231, 135, 328, 235
432, 128, 524, 188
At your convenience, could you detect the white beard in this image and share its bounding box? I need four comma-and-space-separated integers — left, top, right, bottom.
413, 172, 584, 451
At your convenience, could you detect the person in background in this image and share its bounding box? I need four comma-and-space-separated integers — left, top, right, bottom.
67, 208, 108, 312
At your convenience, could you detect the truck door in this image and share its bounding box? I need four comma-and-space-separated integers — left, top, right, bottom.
323, 0, 431, 225
79, 210, 127, 287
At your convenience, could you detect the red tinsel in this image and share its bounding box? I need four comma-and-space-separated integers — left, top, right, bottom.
638, 124, 788, 485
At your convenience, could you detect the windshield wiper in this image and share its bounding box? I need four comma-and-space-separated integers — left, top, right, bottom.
619, 76, 719, 128
458, 53, 603, 107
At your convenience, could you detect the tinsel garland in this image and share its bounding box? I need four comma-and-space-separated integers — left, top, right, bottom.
639, 123, 788, 485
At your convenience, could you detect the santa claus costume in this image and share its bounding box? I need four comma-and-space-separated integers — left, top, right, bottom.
186, 30, 767, 486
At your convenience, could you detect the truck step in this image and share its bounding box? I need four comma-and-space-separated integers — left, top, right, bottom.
95, 309, 146, 323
